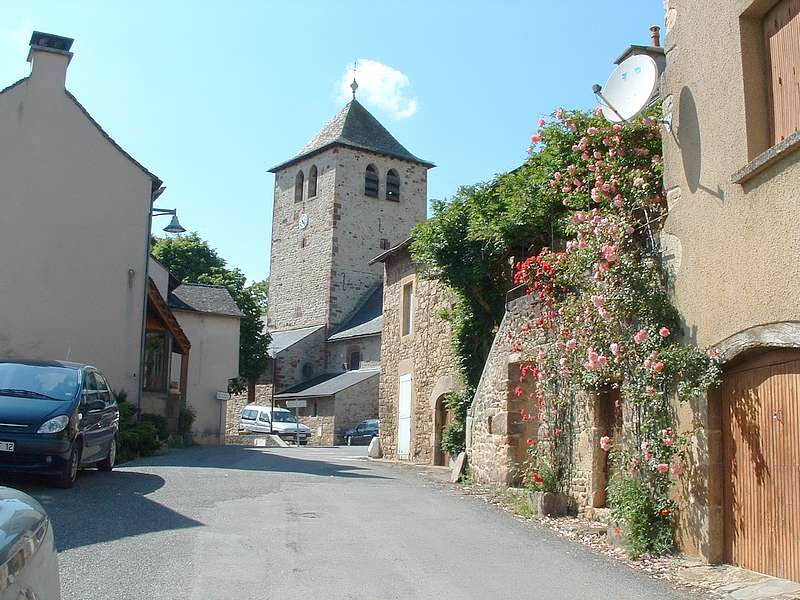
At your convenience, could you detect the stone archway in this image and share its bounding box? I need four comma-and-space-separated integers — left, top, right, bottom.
430, 374, 459, 466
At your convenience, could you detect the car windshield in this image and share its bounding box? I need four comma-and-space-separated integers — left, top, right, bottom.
0, 363, 79, 401
241, 409, 258, 420
271, 411, 297, 423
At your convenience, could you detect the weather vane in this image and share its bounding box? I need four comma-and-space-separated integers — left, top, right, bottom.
350, 60, 358, 99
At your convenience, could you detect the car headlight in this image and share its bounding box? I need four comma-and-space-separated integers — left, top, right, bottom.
37, 415, 69, 434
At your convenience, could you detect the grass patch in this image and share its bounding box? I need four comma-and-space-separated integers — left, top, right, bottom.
503, 488, 535, 519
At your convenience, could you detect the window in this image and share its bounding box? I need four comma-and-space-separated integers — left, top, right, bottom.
365, 164, 379, 197
258, 411, 271, 423
386, 169, 400, 201
308, 165, 318, 197
295, 170, 304, 203
94, 372, 111, 404
349, 350, 361, 370
380, 238, 390, 250
401, 282, 414, 336
764, 0, 800, 145
241, 409, 258, 420
143, 331, 167, 391
301, 363, 314, 380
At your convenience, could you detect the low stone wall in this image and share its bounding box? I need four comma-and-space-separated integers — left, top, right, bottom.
299, 415, 336, 446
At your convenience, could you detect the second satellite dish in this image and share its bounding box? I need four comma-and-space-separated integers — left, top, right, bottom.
597, 54, 658, 123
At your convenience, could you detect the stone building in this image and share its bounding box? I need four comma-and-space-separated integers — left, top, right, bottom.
231, 91, 434, 445
372, 240, 460, 465
660, 0, 800, 581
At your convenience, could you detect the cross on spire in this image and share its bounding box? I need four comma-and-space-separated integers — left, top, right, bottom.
350, 60, 359, 99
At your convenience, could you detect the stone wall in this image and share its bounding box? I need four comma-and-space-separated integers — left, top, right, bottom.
327, 336, 381, 371
378, 247, 459, 464
329, 148, 428, 329
273, 328, 328, 391
334, 373, 380, 444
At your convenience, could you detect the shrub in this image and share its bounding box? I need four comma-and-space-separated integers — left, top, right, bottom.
140, 413, 169, 441
177, 403, 196, 437
608, 473, 674, 559
112, 391, 162, 463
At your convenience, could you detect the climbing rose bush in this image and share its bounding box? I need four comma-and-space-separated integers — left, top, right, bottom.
514, 108, 719, 556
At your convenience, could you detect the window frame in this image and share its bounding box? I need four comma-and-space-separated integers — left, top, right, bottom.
308, 165, 318, 198
386, 169, 400, 201
401, 280, 414, 337
294, 170, 304, 203
364, 164, 379, 198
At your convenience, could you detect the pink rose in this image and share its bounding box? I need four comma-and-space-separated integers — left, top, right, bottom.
653, 361, 665, 373
538, 117, 546, 127
595, 106, 604, 116
587, 127, 599, 136
646, 385, 656, 397
599, 436, 612, 451
531, 134, 541, 143
591, 295, 605, 309
634, 329, 648, 344
566, 339, 577, 351
555, 109, 563, 119
663, 437, 673, 447
596, 355, 608, 368
659, 327, 671, 338
610, 342, 620, 356
630, 457, 639, 467
656, 463, 670, 474
671, 465, 684, 477
644, 450, 653, 461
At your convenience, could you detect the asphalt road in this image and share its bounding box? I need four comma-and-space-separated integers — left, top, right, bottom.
12, 445, 694, 600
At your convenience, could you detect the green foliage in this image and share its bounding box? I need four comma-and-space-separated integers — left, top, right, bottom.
608, 472, 674, 559
440, 388, 474, 455
152, 233, 271, 386
177, 403, 196, 437
249, 278, 269, 316
140, 413, 169, 441
523, 443, 561, 493
112, 394, 161, 463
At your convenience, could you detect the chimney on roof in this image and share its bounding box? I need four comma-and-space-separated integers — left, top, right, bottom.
650, 25, 661, 48
27, 31, 74, 89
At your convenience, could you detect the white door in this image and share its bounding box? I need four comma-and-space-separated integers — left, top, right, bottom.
397, 374, 412, 460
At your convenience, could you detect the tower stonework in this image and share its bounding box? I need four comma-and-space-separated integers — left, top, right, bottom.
267, 100, 433, 333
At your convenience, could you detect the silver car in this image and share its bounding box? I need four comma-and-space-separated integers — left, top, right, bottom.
0, 486, 60, 600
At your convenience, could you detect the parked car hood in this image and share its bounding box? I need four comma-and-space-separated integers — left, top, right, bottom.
272, 422, 310, 433
0, 396, 68, 424
0, 487, 49, 565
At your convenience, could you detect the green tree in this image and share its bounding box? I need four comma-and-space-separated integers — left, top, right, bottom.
152, 233, 271, 391
248, 278, 269, 316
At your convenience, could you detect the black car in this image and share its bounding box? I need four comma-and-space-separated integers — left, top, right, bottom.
0, 359, 118, 488
343, 419, 379, 446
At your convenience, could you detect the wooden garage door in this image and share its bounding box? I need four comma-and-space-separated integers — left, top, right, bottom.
723, 350, 800, 582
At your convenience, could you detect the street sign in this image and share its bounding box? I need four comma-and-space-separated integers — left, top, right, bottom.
285, 399, 307, 408
216, 391, 231, 401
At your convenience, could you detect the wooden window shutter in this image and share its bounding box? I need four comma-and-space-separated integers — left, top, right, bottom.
764, 0, 800, 145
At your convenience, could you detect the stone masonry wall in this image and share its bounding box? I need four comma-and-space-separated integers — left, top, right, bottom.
379, 248, 459, 463
268, 153, 337, 331
329, 148, 428, 329
273, 328, 328, 391
327, 336, 381, 371
333, 373, 380, 444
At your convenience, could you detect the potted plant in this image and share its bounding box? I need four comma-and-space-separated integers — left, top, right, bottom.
524, 441, 569, 516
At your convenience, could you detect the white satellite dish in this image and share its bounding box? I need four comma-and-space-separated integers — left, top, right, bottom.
595, 54, 658, 123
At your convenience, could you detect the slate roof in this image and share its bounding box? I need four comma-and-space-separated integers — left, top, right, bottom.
327, 286, 383, 341
268, 325, 325, 358
269, 100, 434, 172
169, 283, 243, 318
274, 368, 380, 399
369, 237, 412, 265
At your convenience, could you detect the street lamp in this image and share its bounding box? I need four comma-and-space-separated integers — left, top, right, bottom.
152, 208, 186, 234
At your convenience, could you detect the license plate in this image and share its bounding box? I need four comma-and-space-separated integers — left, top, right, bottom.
0, 441, 14, 452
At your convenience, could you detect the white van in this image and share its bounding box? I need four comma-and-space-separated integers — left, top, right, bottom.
239, 405, 310, 445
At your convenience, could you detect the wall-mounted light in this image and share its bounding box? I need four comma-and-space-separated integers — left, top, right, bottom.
152, 208, 186, 234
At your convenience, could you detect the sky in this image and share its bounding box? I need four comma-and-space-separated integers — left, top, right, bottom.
0, 1, 663, 283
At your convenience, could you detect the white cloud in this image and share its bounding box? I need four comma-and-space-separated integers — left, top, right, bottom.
338, 59, 418, 119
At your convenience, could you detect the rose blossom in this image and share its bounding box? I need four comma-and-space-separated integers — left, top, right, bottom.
610, 342, 620, 356
646, 385, 656, 397
671, 465, 684, 477
653, 361, 665, 373
599, 436, 612, 451
656, 463, 670, 474
538, 117, 546, 127
644, 449, 653, 461
634, 329, 648, 344
531, 134, 541, 143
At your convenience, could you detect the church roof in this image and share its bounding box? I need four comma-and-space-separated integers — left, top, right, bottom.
268, 325, 324, 358
327, 286, 383, 342
269, 99, 434, 172
274, 368, 380, 399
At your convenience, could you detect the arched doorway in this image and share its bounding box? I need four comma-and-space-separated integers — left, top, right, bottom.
433, 394, 453, 466
722, 348, 800, 582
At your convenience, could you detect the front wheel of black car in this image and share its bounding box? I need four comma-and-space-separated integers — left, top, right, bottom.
97, 436, 116, 472
54, 442, 80, 489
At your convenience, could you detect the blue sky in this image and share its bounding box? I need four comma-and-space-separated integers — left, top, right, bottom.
1, 1, 663, 282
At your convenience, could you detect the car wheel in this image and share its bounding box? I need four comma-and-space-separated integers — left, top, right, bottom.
54, 442, 81, 489
97, 436, 116, 472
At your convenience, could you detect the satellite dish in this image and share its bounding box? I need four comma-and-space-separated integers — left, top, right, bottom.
596, 54, 658, 123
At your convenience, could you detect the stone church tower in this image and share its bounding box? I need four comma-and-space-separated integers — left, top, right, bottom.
267, 98, 433, 333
